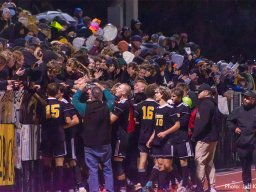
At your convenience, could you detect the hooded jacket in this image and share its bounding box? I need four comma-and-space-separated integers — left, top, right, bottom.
192, 97, 220, 142
227, 104, 256, 147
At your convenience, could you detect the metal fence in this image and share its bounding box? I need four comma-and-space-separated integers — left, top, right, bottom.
215, 91, 242, 169
0, 90, 243, 190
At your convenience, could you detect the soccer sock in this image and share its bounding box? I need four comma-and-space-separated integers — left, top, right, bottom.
169, 171, 176, 186
115, 179, 126, 191
158, 170, 169, 190
181, 166, 189, 187
54, 166, 64, 191
43, 166, 52, 191
63, 167, 72, 190
72, 165, 84, 188
138, 169, 147, 186
148, 165, 159, 183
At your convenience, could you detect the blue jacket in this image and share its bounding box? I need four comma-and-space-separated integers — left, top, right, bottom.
72, 89, 115, 116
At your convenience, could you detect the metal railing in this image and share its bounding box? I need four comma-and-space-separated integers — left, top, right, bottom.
0, 90, 243, 190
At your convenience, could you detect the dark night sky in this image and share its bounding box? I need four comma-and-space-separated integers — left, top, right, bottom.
139, 0, 256, 61
16, 0, 256, 61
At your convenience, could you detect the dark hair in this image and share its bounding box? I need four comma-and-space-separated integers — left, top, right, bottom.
127, 62, 138, 70
47, 83, 59, 97
145, 84, 158, 98
176, 83, 189, 94
172, 87, 184, 100
74, 53, 89, 66
0, 54, 7, 66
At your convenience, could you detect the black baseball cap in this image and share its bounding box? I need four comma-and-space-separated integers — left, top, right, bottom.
198, 83, 212, 93
242, 90, 256, 99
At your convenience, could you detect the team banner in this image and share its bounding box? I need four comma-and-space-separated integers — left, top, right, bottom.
218, 95, 229, 115
0, 124, 15, 186
20, 124, 41, 161
14, 124, 41, 169
0, 90, 38, 124
0, 92, 14, 124
13, 90, 25, 126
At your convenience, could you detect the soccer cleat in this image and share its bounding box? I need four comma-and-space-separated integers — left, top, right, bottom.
134, 183, 143, 191
244, 184, 251, 192
145, 181, 153, 188
120, 186, 127, 192
78, 187, 87, 192
209, 187, 217, 192
176, 186, 187, 192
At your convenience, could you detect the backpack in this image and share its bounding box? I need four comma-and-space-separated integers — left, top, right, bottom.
188, 107, 198, 137
127, 100, 136, 133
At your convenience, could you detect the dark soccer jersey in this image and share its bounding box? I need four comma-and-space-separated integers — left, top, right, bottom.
134, 99, 159, 144
112, 99, 130, 132
152, 104, 178, 146
61, 98, 80, 138
41, 98, 68, 141
61, 98, 76, 117
171, 102, 191, 143
173, 102, 190, 132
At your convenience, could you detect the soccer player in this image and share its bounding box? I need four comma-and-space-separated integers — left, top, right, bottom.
147, 86, 180, 191
170, 87, 193, 191
58, 85, 86, 192
40, 83, 74, 192
110, 83, 133, 191
134, 84, 159, 189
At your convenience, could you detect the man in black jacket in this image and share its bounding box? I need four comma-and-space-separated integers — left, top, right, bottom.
192, 83, 219, 192
227, 90, 256, 192
72, 82, 115, 192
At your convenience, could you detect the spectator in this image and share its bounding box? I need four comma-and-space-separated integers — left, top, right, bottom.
72, 82, 115, 192
131, 19, 143, 37
192, 83, 219, 192
227, 90, 256, 192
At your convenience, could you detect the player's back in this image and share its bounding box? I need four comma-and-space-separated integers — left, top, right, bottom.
42, 98, 65, 141
135, 99, 159, 144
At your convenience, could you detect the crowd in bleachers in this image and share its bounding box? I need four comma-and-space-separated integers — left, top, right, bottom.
0, 1, 256, 192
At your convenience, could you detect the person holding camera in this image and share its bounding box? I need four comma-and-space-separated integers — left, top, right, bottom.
72, 82, 115, 192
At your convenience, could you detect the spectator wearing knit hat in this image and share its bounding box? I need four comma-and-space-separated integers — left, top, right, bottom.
0, 8, 12, 39
131, 19, 143, 37
178, 33, 188, 54
73, 7, 84, 30
116, 26, 131, 43
130, 35, 142, 57
117, 40, 129, 53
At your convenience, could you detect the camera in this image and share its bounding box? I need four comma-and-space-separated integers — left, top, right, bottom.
86, 83, 95, 89
12, 81, 20, 91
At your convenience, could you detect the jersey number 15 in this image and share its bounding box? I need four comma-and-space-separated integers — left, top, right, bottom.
46, 104, 60, 119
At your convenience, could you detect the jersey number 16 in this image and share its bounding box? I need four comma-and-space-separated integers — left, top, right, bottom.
142, 106, 154, 120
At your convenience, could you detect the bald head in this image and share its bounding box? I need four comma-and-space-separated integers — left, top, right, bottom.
134, 80, 148, 94
115, 83, 131, 99
91, 86, 103, 101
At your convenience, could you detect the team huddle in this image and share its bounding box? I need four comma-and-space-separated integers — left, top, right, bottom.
39, 80, 218, 192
